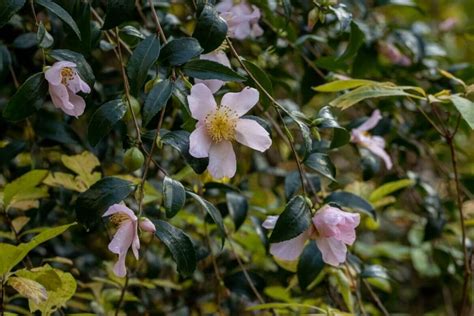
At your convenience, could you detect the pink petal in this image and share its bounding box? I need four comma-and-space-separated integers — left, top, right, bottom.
262, 215, 279, 229
251, 23, 264, 37
312, 205, 344, 238
208, 141, 236, 179
44, 61, 76, 85
139, 218, 156, 233
215, 0, 233, 13
195, 52, 230, 93
68, 73, 91, 94
103, 204, 137, 221
315, 237, 347, 266
195, 78, 224, 94
108, 221, 136, 256
235, 118, 272, 152
363, 139, 393, 170
132, 226, 140, 260
354, 110, 382, 132
187, 83, 217, 121
232, 22, 252, 40
49, 84, 73, 110
113, 251, 128, 277
270, 231, 309, 261
221, 87, 259, 117
189, 123, 212, 158
64, 91, 86, 117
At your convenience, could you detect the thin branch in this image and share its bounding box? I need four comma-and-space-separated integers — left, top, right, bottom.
148, 0, 168, 43
362, 279, 389, 316
115, 273, 129, 316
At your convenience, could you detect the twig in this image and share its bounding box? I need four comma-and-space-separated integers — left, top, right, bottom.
344, 263, 367, 316
362, 279, 389, 316
148, 0, 168, 43
115, 273, 129, 316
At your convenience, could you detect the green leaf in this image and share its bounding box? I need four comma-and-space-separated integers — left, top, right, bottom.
101, 0, 135, 30
88, 99, 127, 146
162, 176, 186, 218
192, 4, 228, 54
49, 49, 95, 87
161, 130, 208, 174
369, 179, 415, 202
160, 38, 203, 66
297, 242, 325, 290
304, 153, 336, 182
182, 59, 246, 82
449, 95, 474, 129
15, 264, 77, 314
0, 0, 26, 28
36, 0, 81, 39
324, 191, 376, 218
0, 223, 75, 275
242, 60, 273, 109
143, 79, 173, 125
75, 177, 135, 229
153, 220, 196, 277
12, 33, 37, 49
126, 35, 161, 96
246, 302, 324, 313
336, 21, 364, 62
3, 170, 49, 208
269, 196, 311, 243
313, 79, 376, 92
187, 192, 225, 240
0, 43, 12, 80
315, 106, 350, 148
2, 72, 47, 121
37, 21, 54, 48
226, 192, 248, 231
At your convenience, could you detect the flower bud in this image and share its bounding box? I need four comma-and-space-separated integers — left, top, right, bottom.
139, 217, 156, 233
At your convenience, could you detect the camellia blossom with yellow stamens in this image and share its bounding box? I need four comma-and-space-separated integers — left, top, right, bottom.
44, 61, 91, 117
187, 83, 272, 179
103, 204, 156, 277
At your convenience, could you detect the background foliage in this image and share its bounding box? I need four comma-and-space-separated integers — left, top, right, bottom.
1, 0, 474, 315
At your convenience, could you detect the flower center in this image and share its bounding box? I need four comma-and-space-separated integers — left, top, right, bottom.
110, 213, 130, 226
60, 67, 75, 85
205, 106, 238, 142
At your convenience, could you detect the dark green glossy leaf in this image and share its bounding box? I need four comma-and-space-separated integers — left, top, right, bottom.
284, 171, 321, 200
449, 95, 474, 129
0, 0, 26, 28
127, 35, 161, 96
182, 59, 246, 82
297, 242, 325, 290
3, 73, 47, 121
101, 0, 135, 30
324, 191, 376, 219
160, 38, 203, 66
143, 79, 173, 125
0, 141, 26, 166
315, 106, 350, 148
88, 99, 127, 146
37, 0, 81, 39
269, 196, 311, 243
75, 177, 135, 229
187, 192, 225, 240
304, 153, 336, 182
161, 130, 208, 174
49, 49, 95, 87
337, 21, 364, 62
37, 22, 54, 48
163, 176, 186, 218
226, 192, 248, 230
0, 43, 11, 80
192, 4, 228, 54
154, 220, 196, 277
12, 33, 37, 49
242, 60, 273, 109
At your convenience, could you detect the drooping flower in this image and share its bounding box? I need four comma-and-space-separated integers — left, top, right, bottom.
263, 205, 360, 266
44, 61, 91, 117
187, 83, 272, 179
103, 204, 156, 277
378, 42, 411, 67
195, 50, 231, 93
350, 110, 393, 170
216, 0, 264, 40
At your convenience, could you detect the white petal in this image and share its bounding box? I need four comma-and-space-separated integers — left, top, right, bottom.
189, 124, 212, 158
103, 204, 137, 221
353, 110, 382, 132
221, 87, 259, 117
270, 231, 308, 261
235, 118, 272, 152
262, 215, 279, 229
315, 237, 347, 266
208, 141, 236, 179
187, 83, 217, 120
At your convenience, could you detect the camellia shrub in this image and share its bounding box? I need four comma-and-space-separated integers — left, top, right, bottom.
1, 0, 473, 314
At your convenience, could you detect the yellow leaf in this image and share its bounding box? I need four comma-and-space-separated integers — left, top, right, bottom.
44, 172, 88, 192
61, 151, 101, 189
3, 170, 48, 208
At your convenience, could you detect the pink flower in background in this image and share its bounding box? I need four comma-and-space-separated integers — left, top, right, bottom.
195, 50, 231, 93
44, 61, 90, 117
378, 42, 411, 67
187, 83, 272, 179
263, 205, 360, 266
216, 0, 264, 40
351, 110, 393, 170
103, 204, 156, 277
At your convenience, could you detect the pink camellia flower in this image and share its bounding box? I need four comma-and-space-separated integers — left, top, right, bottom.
195, 50, 231, 93
216, 0, 264, 40
350, 110, 393, 170
263, 205, 360, 266
44, 61, 91, 117
378, 42, 411, 67
103, 204, 156, 277
187, 83, 272, 179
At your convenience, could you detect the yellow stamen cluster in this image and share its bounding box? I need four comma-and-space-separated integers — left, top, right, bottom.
110, 213, 130, 226
205, 106, 238, 143
60, 67, 75, 86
